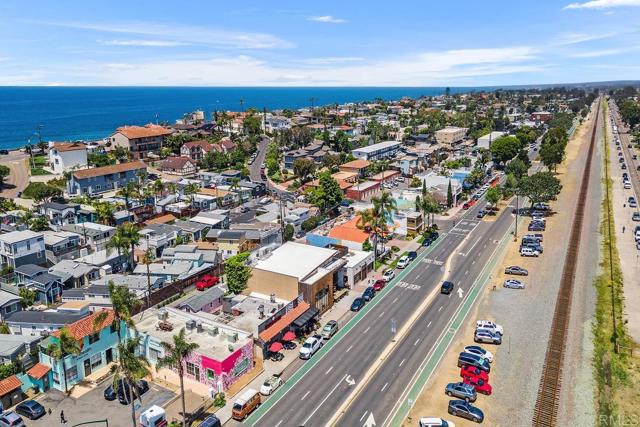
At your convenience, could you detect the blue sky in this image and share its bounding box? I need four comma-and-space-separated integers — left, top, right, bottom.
1, 0, 640, 86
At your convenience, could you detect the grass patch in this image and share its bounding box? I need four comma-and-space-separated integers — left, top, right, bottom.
593, 101, 640, 421
32, 155, 46, 167
30, 167, 51, 176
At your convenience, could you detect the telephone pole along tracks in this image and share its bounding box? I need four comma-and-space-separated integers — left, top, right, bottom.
531, 98, 601, 427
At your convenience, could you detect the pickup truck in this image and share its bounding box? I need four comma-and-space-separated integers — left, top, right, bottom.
299, 335, 323, 360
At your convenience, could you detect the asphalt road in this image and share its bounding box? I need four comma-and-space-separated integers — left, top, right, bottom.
239, 192, 512, 427
249, 136, 269, 183
0, 150, 29, 198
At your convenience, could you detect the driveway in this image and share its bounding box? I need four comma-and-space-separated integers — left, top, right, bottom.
25, 381, 175, 426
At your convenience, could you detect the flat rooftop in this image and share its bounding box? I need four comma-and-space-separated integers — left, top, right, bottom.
253, 242, 338, 280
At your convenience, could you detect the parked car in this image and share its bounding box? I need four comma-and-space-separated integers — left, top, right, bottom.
521, 240, 543, 253
198, 415, 222, 427
633, 212, 640, 222
441, 281, 454, 294
503, 279, 526, 289
463, 202, 471, 210
476, 210, 487, 218
504, 265, 528, 276
373, 279, 386, 291
520, 247, 540, 257
321, 320, 338, 340
196, 275, 220, 291
0, 412, 24, 427
476, 320, 504, 335
260, 374, 283, 395
463, 375, 493, 396
447, 400, 484, 423
629, 197, 638, 208
458, 352, 491, 372
118, 380, 150, 405
463, 345, 494, 363
528, 222, 545, 232
14, 401, 45, 420
397, 255, 410, 269
460, 365, 489, 382
475, 330, 503, 345
407, 251, 418, 261
350, 297, 365, 312
362, 286, 376, 301
232, 389, 261, 420
624, 181, 632, 190
299, 335, 323, 359
418, 418, 456, 427
445, 382, 477, 402
382, 269, 395, 281
524, 233, 543, 242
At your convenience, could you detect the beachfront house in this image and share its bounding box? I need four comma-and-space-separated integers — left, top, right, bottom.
48, 142, 88, 175
109, 124, 172, 160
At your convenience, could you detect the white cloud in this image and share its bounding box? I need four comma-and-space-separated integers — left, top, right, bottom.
570, 47, 627, 57
564, 0, 640, 9
101, 39, 189, 47
41, 20, 293, 49
307, 15, 347, 24
556, 31, 619, 45
296, 56, 365, 65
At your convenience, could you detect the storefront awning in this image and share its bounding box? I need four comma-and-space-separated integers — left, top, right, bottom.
259, 302, 310, 342
293, 307, 320, 328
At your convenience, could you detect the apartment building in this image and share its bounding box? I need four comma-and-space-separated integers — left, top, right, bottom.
0, 230, 46, 268
109, 124, 172, 160
434, 126, 468, 146
67, 161, 147, 196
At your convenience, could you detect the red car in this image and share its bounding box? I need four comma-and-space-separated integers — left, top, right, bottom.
463, 375, 493, 395
460, 365, 489, 382
462, 202, 470, 210
373, 279, 386, 291
196, 275, 220, 291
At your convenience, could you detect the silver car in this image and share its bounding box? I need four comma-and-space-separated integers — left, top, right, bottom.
475, 330, 502, 345
503, 279, 525, 289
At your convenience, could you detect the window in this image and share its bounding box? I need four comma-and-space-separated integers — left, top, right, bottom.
90, 353, 102, 369
186, 362, 200, 379
66, 366, 78, 382
26, 241, 30, 251
207, 369, 216, 380
232, 358, 250, 377
149, 348, 161, 362
88, 332, 100, 344
52, 371, 60, 384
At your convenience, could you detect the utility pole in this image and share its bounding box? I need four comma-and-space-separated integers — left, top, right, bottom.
514, 194, 519, 241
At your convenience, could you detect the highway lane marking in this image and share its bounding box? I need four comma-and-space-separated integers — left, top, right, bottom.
392, 297, 398, 304
463, 236, 483, 257
301, 374, 347, 426
326, 366, 334, 375
346, 345, 354, 353
381, 382, 389, 392
364, 326, 371, 334
465, 270, 469, 275
399, 358, 406, 368
378, 311, 385, 318
414, 338, 420, 346
427, 321, 432, 327
301, 390, 310, 400
360, 411, 368, 422
438, 306, 443, 312
275, 420, 283, 427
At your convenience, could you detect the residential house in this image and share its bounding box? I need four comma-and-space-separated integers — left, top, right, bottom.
0, 290, 21, 322
263, 116, 291, 133
38, 202, 80, 229
48, 141, 88, 174
246, 242, 346, 314
178, 286, 224, 314
369, 169, 400, 185
90, 274, 164, 299
205, 230, 248, 259
135, 307, 254, 393
189, 210, 230, 229
5, 310, 86, 336
417, 173, 463, 206
160, 245, 221, 276
0, 375, 25, 410
173, 220, 209, 242
49, 259, 100, 289
351, 140, 402, 161
13, 263, 48, 284
239, 181, 266, 198
138, 223, 183, 257
180, 140, 214, 162
23, 272, 64, 304
339, 159, 371, 178
38, 310, 122, 391
42, 231, 84, 265
76, 249, 129, 275
0, 334, 39, 365
229, 222, 281, 251
530, 111, 554, 123
0, 230, 46, 268
283, 207, 310, 231
326, 216, 371, 251
109, 124, 172, 160
160, 156, 197, 176
61, 222, 115, 252
67, 161, 147, 196
345, 181, 381, 201
341, 249, 374, 288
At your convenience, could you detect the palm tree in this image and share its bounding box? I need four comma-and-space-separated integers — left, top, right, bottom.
356, 208, 379, 263
141, 248, 155, 309
136, 169, 148, 185
118, 181, 139, 210
156, 328, 200, 427
93, 281, 140, 343
372, 191, 397, 255
106, 227, 130, 271
111, 335, 150, 427
167, 182, 179, 199
152, 179, 165, 197
95, 202, 116, 226
46, 327, 81, 393
184, 182, 200, 211
121, 223, 141, 271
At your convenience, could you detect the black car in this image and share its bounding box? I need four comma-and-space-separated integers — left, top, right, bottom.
476, 210, 487, 218
407, 251, 418, 261
362, 286, 376, 301
117, 380, 150, 405
14, 400, 45, 420
422, 231, 439, 247
350, 297, 365, 312
448, 400, 484, 423
441, 281, 454, 294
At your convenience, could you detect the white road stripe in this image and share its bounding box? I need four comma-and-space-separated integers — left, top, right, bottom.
325, 366, 334, 375
414, 338, 420, 346
438, 306, 443, 312
364, 326, 371, 334
392, 297, 398, 304
360, 411, 368, 422
378, 311, 385, 318
381, 382, 389, 392
275, 420, 283, 427
301, 390, 310, 400
346, 345, 353, 353
399, 358, 406, 367
427, 321, 432, 327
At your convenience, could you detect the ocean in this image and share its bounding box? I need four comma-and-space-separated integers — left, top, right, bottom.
0, 86, 496, 150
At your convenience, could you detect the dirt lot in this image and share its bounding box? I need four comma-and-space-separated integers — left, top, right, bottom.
403, 111, 600, 427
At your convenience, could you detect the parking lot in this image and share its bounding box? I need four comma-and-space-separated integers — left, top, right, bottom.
24, 380, 175, 426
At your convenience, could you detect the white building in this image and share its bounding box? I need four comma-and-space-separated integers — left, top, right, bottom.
351, 140, 402, 161
0, 230, 46, 268
477, 131, 507, 150
48, 142, 88, 175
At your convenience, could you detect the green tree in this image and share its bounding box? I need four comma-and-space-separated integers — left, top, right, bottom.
121, 222, 141, 270
94, 202, 116, 226
543, 127, 569, 147
293, 158, 316, 182
111, 335, 150, 427
539, 140, 565, 172
46, 327, 81, 393
517, 172, 562, 207
184, 182, 200, 211
141, 248, 155, 308
362, 238, 372, 252
309, 171, 343, 212
490, 136, 521, 166
21, 182, 62, 202
118, 181, 140, 210
0, 362, 17, 380
283, 224, 294, 242
0, 322, 10, 334
106, 227, 130, 270
156, 328, 200, 427
19, 287, 37, 308
0, 165, 10, 187
485, 186, 502, 209
446, 180, 454, 208
225, 252, 252, 294
505, 158, 528, 179
29, 216, 50, 232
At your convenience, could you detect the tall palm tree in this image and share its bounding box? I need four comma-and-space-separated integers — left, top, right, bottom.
372, 191, 397, 255
106, 227, 130, 270
136, 169, 148, 185
141, 248, 155, 309
121, 223, 141, 271
46, 327, 81, 393
167, 182, 178, 199
118, 181, 139, 210
152, 179, 165, 197
93, 281, 140, 343
156, 328, 200, 427
94, 202, 116, 226
111, 335, 150, 427
356, 208, 379, 263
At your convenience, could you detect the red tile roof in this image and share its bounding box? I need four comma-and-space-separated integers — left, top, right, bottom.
51, 142, 87, 152
115, 124, 172, 139
259, 302, 310, 342
72, 161, 146, 179
53, 310, 115, 341
328, 217, 370, 244
183, 140, 214, 152
144, 213, 177, 225
340, 159, 371, 170
0, 375, 21, 396
27, 363, 51, 380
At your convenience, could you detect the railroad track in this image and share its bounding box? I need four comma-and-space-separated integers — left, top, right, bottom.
531, 98, 601, 427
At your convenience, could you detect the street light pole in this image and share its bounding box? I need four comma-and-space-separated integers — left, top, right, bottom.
514, 194, 519, 241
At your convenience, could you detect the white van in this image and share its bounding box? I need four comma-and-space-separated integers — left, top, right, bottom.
419, 417, 456, 427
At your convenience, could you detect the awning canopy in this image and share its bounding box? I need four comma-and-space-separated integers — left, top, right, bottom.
259, 302, 310, 342
293, 307, 320, 328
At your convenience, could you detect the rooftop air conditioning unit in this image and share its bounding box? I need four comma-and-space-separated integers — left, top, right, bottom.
208, 327, 219, 336
157, 309, 168, 321
185, 319, 197, 330
227, 332, 238, 343
196, 322, 204, 333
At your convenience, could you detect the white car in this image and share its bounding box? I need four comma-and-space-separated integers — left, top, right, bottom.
382, 269, 395, 282
397, 255, 410, 269
419, 417, 456, 427
299, 334, 323, 359
503, 279, 525, 289
520, 247, 540, 257
260, 374, 283, 395
463, 345, 494, 363
476, 320, 504, 335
